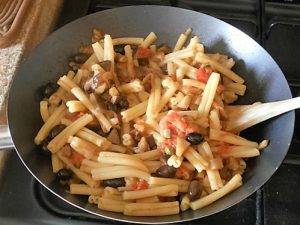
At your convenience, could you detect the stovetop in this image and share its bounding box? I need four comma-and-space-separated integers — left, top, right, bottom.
1, 0, 300, 224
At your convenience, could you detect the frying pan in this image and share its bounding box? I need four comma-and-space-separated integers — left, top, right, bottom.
0, 5, 294, 224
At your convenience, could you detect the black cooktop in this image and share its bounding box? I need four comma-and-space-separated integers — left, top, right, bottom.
1, 0, 300, 224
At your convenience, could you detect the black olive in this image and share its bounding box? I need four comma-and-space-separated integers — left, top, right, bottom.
146, 135, 157, 150
188, 180, 203, 201
88, 126, 108, 137
39, 137, 51, 156
114, 45, 125, 55
50, 124, 66, 139
178, 193, 185, 202
102, 178, 125, 188
98, 127, 109, 137
42, 82, 58, 98
116, 95, 129, 110
70, 53, 88, 64
155, 165, 177, 178
105, 101, 119, 113
57, 169, 73, 181
186, 132, 204, 145
158, 196, 176, 202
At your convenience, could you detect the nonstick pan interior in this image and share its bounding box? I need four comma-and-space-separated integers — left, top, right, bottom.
7, 5, 294, 224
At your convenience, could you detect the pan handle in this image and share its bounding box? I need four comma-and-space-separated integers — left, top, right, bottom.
0, 125, 14, 150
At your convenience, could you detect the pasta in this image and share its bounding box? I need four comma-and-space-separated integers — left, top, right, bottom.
51, 154, 63, 173
123, 184, 178, 200
124, 202, 179, 216
69, 136, 100, 159
47, 114, 93, 153
40, 101, 50, 122
35, 28, 270, 217
70, 184, 103, 195
66, 100, 87, 113
98, 198, 126, 213
92, 42, 104, 62
112, 37, 144, 45
148, 176, 190, 193
98, 152, 149, 172
190, 174, 242, 210
135, 196, 160, 203
57, 153, 99, 188
174, 28, 192, 51
35, 104, 66, 145
91, 165, 150, 180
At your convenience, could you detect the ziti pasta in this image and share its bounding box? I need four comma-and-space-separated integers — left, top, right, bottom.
35, 27, 270, 217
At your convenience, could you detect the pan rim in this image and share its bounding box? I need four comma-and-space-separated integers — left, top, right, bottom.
7, 5, 295, 224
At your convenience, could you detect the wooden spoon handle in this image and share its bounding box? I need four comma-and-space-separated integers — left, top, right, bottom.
226, 97, 300, 132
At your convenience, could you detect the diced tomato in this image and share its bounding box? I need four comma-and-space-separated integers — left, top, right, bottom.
196, 66, 212, 83
176, 165, 193, 180
168, 112, 179, 121
131, 180, 149, 190
170, 134, 178, 145
165, 112, 194, 141
136, 47, 153, 58
169, 112, 189, 131
217, 144, 231, 155
69, 151, 85, 167
163, 138, 175, 148
163, 112, 200, 146
167, 121, 174, 130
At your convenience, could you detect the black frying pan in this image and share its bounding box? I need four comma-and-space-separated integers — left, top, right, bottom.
0, 5, 294, 224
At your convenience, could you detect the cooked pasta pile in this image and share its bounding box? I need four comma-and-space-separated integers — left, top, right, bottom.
35, 28, 268, 217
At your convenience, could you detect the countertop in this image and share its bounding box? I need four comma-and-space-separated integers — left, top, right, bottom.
0, 0, 63, 173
